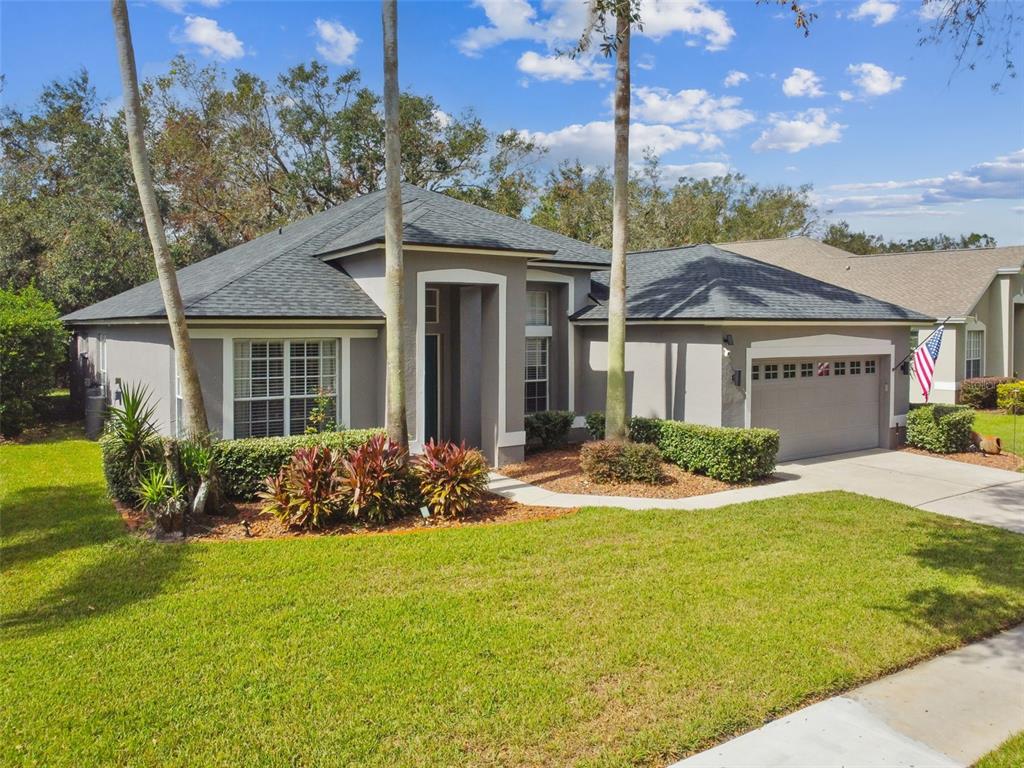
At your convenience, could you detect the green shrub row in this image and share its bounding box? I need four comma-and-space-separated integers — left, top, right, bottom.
905, 404, 974, 453
997, 381, 1024, 415
579, 440, 663, 484
960, 377, 1015, 410
524, 410, 575, 451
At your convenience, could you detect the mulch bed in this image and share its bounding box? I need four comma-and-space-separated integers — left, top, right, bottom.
118, 494, 576, 541
901, 446, 1023, 472
497, 445, 757, 499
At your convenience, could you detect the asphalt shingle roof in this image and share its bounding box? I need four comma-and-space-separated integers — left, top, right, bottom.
63, 184, 611, 323
572, 244, 933, 323
721, 236, 1024, 319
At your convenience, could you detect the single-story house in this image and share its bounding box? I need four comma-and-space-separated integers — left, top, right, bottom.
64, 184, 930, 464
723, 237, 1024, 403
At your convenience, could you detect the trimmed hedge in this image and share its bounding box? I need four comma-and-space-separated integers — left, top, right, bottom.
580, 440, 663, 484
997, 381, 1024, 415
213, 429, 383, 499
905, 404, 974, 453
524, 410, 575, 450
99, 432, 164, 503
583, 412, 662, 445
961, 377, 1014, 409
584, 412, 606, 440
656, 421, 779, 483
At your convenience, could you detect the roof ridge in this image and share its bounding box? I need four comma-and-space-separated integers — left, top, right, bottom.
845, 244, 1024, 259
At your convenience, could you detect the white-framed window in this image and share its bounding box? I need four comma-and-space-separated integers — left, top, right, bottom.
233, 339, 337, 438
751, 364, 760, 381
966, 330, 983, 379
527, 289, 550, 326
764, 363, 779, 380
834, 361, 846, 376
850, 360, 861, 375
425, 288, 440, 324
175, 363, 184, 437
817, 361, 831, 377
97, 333, 108, 389
524, 336, 549, 413
865, 359, 876, 375
783, 363, 796, 379
800, 362, 814, 377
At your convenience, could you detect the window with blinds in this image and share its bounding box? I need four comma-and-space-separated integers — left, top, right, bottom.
234, 339, 336, 438
524, 336, 549, 413
965, 330, 983, 378
527, 290, 550, 326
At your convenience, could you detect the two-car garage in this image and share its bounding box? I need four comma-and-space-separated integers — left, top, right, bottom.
750, 355, 887, 461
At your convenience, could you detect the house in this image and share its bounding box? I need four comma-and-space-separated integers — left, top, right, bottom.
64, 185, 930, 464
723, 237, 1024, 403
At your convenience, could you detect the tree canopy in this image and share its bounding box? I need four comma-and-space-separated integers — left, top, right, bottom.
822, 220, 997, 255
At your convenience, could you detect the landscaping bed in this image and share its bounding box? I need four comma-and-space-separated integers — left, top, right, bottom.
499, 445, 767, 498
901, 445, 1023, 472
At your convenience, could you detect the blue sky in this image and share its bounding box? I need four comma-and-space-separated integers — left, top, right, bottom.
2, 0, 1022, 244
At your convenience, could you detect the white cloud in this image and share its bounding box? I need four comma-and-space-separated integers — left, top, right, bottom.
658, 161, 731, 180
850, 0, 899, 25
1012, 205, 1024, 214
632, 86, 754, 131
782, 67, 825, 98
637, 54, 656, 71
917, 1, 945, 21
823, 149, 1024, 213
519, 120, 719, 166
723, 70, 748, 87
847, 62, 905, 96
157, 0, 224, 15
838, 90, 854, 101
314, 19, 360, 65
752, 109, 844, 153
457, 0, 734, 58
180, 15, 244, 59
517, 51, 610, 82
433, 109, 452, 128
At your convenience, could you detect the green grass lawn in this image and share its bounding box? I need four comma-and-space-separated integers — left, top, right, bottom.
974, 410, 1024, 457
976, 731, 1024, 768
3, 431, 1024, 767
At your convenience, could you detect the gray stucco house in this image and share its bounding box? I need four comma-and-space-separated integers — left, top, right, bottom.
64, 184, 930, 463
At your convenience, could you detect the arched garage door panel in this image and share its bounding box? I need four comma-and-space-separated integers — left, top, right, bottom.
751, 357, 881, 461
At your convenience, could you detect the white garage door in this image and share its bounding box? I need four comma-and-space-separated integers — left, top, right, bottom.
751, 357, 882, 461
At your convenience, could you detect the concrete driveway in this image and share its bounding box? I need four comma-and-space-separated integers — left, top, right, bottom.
778, 449, 1024, 533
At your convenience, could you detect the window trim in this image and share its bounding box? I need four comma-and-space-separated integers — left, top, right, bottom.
526, 289, 550, 326
524, 336, 549, 414
965, 329, 984, 379
97, 333, 107, 390
424, 288, 440, 325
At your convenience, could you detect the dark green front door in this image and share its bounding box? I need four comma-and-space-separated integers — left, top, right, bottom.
424, 334, 440, 443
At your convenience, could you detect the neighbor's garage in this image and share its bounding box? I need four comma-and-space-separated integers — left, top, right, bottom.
751, 356, 883, 461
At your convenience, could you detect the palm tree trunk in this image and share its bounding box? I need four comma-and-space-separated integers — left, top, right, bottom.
111, 0, 231, 517
604, 5, 630, 441
381, 0, 409, 451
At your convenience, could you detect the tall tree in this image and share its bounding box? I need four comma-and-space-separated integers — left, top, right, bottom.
823, 220, 997, 254
381, 0, 408, 450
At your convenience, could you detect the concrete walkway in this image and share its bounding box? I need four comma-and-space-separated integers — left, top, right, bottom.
671, 623, 1024, 768
489, 448, 1023, 531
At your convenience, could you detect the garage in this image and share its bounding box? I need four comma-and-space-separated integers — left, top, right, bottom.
751, 356, 883, 461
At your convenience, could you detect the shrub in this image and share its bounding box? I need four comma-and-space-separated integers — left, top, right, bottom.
213, 429, 382, 499
338, 434, 418, 524
657, 421, 779, 483
524, 410, 575, 450
996, 381, 1024, 415
100, 432, 165, 503
580, 440, 663, 484
905, 404, 975, 453
258, 445, 348, 530
627, 416, 662, 445
961, 377, 1014, 409
412, 440, 490, 519
0, 285, 67, 436
585, 411, 605, 440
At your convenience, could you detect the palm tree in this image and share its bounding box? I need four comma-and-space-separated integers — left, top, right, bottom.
381, 0, 409, 450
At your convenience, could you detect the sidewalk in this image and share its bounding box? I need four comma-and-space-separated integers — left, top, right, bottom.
671, 623, 1024, 768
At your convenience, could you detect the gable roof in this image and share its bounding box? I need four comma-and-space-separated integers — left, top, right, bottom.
721, 236, 1024, 319
63, 184, 611, 324
572, 244, 933, 323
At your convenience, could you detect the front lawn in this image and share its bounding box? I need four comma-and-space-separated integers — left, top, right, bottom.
974, 410, 1024, 457
3, 430, 1024, 767
977, 731, 1024, 768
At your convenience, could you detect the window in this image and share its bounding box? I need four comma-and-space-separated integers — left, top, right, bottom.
865, 359, 876, 375
783, 363, 796, 379
175, 364, 184, 437
764, 364, 779, 380
524, 337, 548, 413
834, 361, 846, 376
97, 333, 108, 389
817, 362, 830, 377
800, 362, 813, 378
527, 290, 550, 326
850, 360, 861, 375
966, 330, 983, 378
233, 340, 336, 438
425, 288, 440, 324
751, 364, 760, 381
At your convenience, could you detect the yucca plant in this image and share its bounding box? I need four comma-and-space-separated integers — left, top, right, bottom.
136, 463, 186, 531
106, 382, 159, 481
337, 434, 417, 523
411, 440, 489, 519
258, 445, 347, 530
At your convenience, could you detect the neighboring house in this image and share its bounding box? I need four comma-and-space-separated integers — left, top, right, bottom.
64, 185, 929, 464
723, 238, 1024, 404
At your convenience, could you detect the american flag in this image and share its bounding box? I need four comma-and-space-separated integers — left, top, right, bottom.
912, 326, 944, 402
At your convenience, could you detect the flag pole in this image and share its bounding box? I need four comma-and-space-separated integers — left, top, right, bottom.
893, 316, 952, 371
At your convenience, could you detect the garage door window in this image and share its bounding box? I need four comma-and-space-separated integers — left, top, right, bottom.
783, 363, 796, 379
834, 361, 846, 376
850, 361, 861, 375
801, 362, 813, 377
751, 364, 759, 381
764, 364, 778, 380
865, 360, 876, 374
817, 362, 830, 377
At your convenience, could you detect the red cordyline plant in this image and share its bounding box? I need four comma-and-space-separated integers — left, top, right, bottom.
258, 445, 347, 529
338, 433, 418, 523
411, 440, 489, 519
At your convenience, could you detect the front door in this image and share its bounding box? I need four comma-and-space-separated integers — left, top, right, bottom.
424, 333, 441, 443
